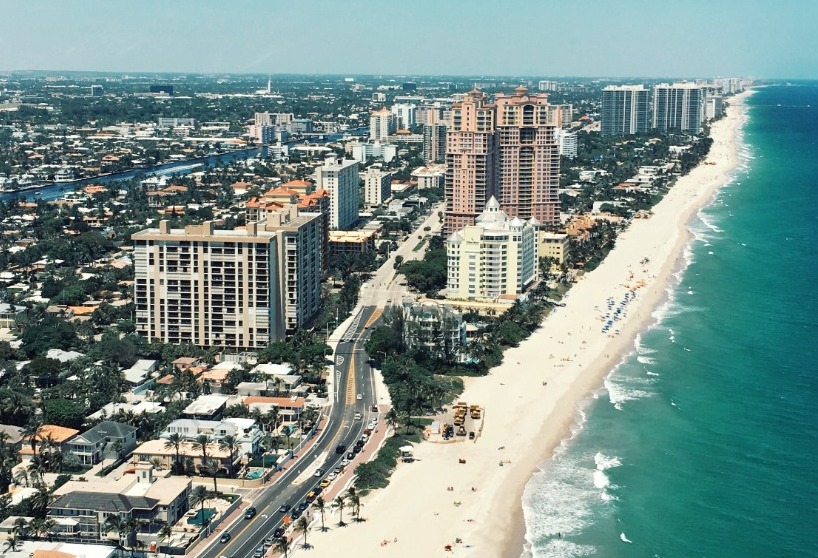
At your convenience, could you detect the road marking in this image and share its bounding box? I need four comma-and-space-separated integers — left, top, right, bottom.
345, 351, 356, 404
364, 308, 383, 328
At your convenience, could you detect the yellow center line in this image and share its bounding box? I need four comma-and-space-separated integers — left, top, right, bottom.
346, 352, 356, 404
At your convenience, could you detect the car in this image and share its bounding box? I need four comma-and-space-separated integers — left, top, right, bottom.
327, 472, 337, 481
319, 479, 331, 488
219, 533, 231, 544
386, 298, 392, 303
244, 507, 257, 520
356, 393, 363, 400
273, 527, 285, 539
278, 504, 291, 513
253, 548, 264, 558
297, 502, 309, 512
265, 536, 276, 545
353, 412, 362, 420
290, 509, 302, 520
347, 451, 355, 460
341, 458, 350, 466
335, 444, 346, 454
314, 467, 325, 477
352, 445, 361, 454
361, 434, 369, 443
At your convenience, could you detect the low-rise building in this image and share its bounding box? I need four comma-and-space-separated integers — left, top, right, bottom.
20, 425, 79, 462
67, 421, 138, 465
48, 463, 191, 543
161, 417, 261, 456
399, 301, 466, 360
181, 395, 229, 421
243, 396, 306, 423
537, 232, 571, 265
328, 230, 377, 256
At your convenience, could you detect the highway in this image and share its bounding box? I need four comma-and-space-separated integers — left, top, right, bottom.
197, 202, 445, 558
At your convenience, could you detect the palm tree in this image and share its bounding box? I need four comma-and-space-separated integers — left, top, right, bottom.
217, 435, 240, 478
313, 495, 327, 531
163, 433, 184, 474
188, 485, 211, 534
333, 495, 346, 526
385, 408, 400, 435
190, 434, 211, 475
295, 516, 309, 548
204, 458, 220, 494
21, 421, 42, 457
274, 536, 290, 558
157, 522, 174, 558
2, 537, 20, 553
346, 487, 361, 522
102, 515, 124, 547
12, 517, 28, 540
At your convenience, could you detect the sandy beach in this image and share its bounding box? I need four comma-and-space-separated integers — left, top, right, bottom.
296, 91, 752, 558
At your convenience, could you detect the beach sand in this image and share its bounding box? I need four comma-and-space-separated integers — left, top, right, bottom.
294, 91, 752, 558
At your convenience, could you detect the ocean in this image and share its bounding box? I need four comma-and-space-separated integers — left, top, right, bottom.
521, 84, 818, 558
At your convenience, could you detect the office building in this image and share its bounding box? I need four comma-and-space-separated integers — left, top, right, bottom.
445, 89, 499, 234
362, 166, 392, 206
315, 157, 359, 230
446, 197, 538, 301
652, 83, 706, 133
601, 85, 649, 136
495, 86, 561, 226
369, 108, 396, 142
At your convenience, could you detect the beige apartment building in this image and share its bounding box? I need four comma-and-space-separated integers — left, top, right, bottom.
133, 209, 321, 348
495, 86, 561, 226
446, 197, 538, 301
445, 89, 499, 235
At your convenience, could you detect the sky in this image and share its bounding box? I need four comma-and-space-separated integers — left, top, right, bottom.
1, 0, 817, 79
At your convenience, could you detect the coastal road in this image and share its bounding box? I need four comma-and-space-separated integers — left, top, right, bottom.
197, 306, 382, 558
197, 203, 442, 558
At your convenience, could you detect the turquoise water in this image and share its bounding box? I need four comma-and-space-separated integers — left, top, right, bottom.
522, 84, 818, 557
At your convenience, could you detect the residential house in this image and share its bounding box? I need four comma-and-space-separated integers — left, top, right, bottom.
66, 421, 138, 465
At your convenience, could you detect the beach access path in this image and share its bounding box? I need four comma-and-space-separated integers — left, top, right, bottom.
290, 91, 753, 558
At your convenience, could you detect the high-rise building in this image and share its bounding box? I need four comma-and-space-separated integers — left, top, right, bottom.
391, 103, 417, 130
369, 108, 396, 142
446, 197, 538, 301
557, 129, 578, 159
652, 83, 705, 134
362, 166, 392, 206
422, 123, 447, 163
495, 86, 561, 226
315, 158, 359, 230
601, 85, 649, 136
444, 89, 499, 235
132, 212, 322, 348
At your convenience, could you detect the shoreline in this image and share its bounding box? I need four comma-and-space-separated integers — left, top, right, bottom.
298, 90, 753, 558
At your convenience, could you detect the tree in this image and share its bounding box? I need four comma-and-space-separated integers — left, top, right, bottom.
2, 537, 20, 553
314, 496, 326, 532
158, 522, 174, 558
189, 485, 209, 529
333, 495, 346, 526
42, 399, 85, 429
163, 433, 184, 475
190, 434, 211, 475
274, 536, 290, 558
295, 516, 309, 548
347, 492, 361, 521
385, 408, 400, 435
217, 435, 239, 478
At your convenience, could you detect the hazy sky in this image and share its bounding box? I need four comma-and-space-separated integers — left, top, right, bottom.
1, 0, 816, 78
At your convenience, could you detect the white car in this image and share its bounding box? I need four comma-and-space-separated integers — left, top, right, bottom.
354, 412, 362, 420
327, 472, 338, 481
341, 458, 350, 466
356, 393, 363, 400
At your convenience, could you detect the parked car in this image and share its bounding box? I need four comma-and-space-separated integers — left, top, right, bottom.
278, 504, 291, 513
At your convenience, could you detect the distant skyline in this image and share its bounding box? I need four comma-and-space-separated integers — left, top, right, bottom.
2, 0, 817, 79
